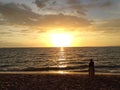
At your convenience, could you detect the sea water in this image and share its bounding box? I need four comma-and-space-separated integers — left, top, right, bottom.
0, 47, 120, 74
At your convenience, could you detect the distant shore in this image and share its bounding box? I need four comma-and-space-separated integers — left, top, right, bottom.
0, 72, 120, 90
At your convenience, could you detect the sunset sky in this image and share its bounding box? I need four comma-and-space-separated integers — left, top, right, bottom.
0, 0, 120, 47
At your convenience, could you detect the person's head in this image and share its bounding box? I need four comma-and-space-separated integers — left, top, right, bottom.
90, 59, 93, 62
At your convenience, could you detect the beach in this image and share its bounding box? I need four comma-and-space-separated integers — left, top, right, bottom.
0, 72, 120, 90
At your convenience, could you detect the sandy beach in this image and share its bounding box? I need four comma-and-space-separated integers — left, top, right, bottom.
0, 72, 120, 90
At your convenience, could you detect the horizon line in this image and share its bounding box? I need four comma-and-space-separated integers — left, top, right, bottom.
0, 46, 120, 48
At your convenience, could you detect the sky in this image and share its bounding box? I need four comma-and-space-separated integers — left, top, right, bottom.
0, 0, 120, 47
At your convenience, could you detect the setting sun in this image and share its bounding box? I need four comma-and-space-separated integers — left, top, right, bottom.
51, 33, 72, 47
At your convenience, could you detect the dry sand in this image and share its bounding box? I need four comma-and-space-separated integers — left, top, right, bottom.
0, 72, 120, 90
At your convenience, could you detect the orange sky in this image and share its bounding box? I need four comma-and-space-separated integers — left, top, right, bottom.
0, 0, 120, 47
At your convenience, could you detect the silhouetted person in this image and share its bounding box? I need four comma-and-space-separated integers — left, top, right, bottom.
89, 59, 95, 77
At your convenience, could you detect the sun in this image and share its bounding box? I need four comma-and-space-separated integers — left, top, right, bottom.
51, 33, 72, 47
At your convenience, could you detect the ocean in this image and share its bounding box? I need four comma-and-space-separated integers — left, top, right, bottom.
0, 47, 120, 74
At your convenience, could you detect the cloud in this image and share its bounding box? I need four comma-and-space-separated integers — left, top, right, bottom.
85, 0, 113, 8
33, 0, 86, 16
100, 19, 120, 28
67, 0, 86, 15
93, 19, 120, 33
100, 1, 112, 8
0, 40, 28, 47
0, 2, 41, 25
0, 2, 91, 29
35, 0, 48, 8
0, 30, 12, 35
37, 14, 91, 28
67, 0, 79, 4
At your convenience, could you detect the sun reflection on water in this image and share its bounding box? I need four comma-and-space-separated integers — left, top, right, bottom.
58, 65, 67, 68
57, 47, 67, 69
57, 71, 67, 74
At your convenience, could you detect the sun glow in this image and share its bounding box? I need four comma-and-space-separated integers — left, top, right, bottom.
51, 33, 72, 47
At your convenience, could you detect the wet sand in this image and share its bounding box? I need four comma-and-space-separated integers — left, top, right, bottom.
0, 72, 120, 90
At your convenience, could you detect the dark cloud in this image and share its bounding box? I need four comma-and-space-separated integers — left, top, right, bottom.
66, 0, 86, 15
0, 2, 91, 28
35, 0, 48, 8
69, 4, 86, 15
52, 1, 56, 5
85, 0, 113, 8
100, 1, 112, 8
67, 0, 80, 4
20, 4, 32, 11
0, 3, 41, 25
33, 0, 86, 16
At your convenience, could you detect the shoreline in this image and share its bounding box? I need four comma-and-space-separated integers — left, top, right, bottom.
0, 71, 120, 75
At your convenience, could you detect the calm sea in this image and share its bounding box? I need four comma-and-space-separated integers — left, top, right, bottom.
0, 47, 120, 74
